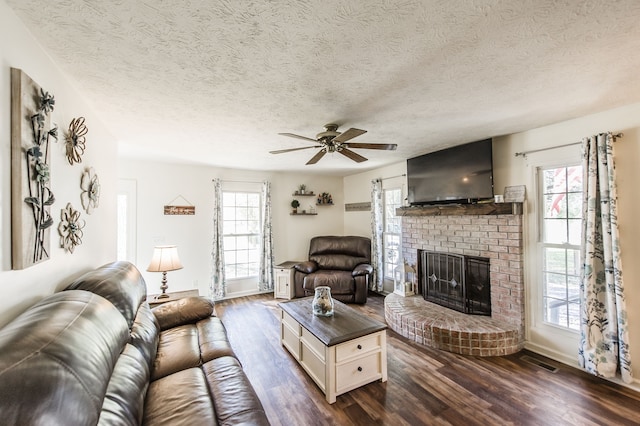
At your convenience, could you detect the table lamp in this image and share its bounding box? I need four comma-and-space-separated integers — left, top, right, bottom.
147, 245, 183, 299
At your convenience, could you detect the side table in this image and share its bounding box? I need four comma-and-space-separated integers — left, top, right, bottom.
147, 289, 200, 307
274, 261, 300, 300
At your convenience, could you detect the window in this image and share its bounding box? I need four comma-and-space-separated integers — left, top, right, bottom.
383, 188, 402, 279
539, 165, 582, 330
222, 191, 261, 279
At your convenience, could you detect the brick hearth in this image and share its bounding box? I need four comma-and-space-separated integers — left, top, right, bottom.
385, 294, 522, 356
385, 207, 525, 356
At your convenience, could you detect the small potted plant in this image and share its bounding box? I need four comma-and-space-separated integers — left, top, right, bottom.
291, 199, 300, 214
298, 184, 306, 195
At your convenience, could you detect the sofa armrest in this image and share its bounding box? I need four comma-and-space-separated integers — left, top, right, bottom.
152, 296, 214, 330
352, 263, 373, 276
294, 260, 318, 274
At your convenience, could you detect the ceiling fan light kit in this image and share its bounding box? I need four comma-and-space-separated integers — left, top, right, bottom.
271, 123, 397, 165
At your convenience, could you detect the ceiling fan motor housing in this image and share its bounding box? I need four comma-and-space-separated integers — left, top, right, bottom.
316, 123, 341, 141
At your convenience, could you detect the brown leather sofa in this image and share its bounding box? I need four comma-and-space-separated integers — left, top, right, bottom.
0, 261, 269, 426
293, 235, 372, 304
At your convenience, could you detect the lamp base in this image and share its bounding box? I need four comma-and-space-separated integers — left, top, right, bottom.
155, 271, 170, 299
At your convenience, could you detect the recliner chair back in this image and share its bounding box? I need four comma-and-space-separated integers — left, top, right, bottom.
309, 235, 371, 271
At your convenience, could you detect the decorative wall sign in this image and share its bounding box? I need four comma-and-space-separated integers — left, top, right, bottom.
345, 202, 371, 212
164, 205, 195, 215
504, 185, 526, 202
65, 117, 87, 164
10, 68, 58, 269
80, 167, 100, 214
164, 195, 195, 215
58, 203, 85, 253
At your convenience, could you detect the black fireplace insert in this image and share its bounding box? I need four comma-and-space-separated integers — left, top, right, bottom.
418, 250, 491, 316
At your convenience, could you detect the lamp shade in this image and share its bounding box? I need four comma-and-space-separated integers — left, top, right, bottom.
147, 245, 183, 272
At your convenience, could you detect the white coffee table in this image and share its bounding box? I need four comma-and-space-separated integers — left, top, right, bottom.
279, 297, 388, 404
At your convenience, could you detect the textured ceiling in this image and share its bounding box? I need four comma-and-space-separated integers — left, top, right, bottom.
7, 0, 640, 175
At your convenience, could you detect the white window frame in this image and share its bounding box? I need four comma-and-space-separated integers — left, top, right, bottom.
524, 144, 582, 366
538, 164, 582, 332
383, 187, 402, 280
222, 190, 262, 281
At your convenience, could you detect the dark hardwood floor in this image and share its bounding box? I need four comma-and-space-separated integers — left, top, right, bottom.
214, 292, 640, 425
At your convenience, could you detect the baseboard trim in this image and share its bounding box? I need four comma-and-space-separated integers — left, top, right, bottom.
524, 342, 640, 392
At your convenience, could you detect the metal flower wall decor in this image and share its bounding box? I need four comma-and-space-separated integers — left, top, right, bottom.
58, 203, 85, 253
66, 116, 88, 164
25, 89, 58, 262
80, 167, 100, 214
10, 68, 59, 269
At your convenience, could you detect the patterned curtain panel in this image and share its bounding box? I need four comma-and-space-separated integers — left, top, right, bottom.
578, 132, 632, 383
211, 178, 226, 299
259, 180, 274, 291
370, 178, 384, 291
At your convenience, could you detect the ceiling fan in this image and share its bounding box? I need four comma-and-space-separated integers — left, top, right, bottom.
270, 123, 397, 165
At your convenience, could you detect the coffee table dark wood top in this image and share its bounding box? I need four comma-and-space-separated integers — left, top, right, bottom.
279, 297, 387, 346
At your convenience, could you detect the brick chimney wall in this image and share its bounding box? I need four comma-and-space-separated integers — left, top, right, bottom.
400, 214, 524, 332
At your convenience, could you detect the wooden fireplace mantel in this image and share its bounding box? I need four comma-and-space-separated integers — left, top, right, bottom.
396, 202, 523, 217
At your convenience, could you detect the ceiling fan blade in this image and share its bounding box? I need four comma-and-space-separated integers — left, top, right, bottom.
333, 128, 367, 143
306, 150, 326, 165
339, 148, 368, 163
278, 133, 318, 142
345, 142, 398, 151
269, 145, 320, 154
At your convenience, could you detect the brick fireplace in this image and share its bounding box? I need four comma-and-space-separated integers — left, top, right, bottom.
384, 203, 525, 356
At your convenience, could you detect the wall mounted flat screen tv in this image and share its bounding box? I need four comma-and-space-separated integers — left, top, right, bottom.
407, 138, 493, 205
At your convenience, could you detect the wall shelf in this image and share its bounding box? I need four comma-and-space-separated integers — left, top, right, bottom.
290, 212, 317, 216
293, 192, 315, 197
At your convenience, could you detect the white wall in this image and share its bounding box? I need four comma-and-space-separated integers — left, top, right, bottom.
0, 1, 118, 328
343, 161, 407, 236
118, 158, 344, 298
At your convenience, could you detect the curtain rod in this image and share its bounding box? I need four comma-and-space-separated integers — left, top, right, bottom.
515, 132, 623, 158
212, 179, 265, 184
381, 174, 406, 181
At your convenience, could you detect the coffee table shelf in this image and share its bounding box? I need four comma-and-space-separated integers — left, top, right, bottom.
279, 297, 387, 404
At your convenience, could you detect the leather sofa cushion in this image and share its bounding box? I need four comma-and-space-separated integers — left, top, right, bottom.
65, 261, 147, 328
152, 297, 214, 330
143, 368, 217, 426
152, 324, 201, 381
310, 253, 370, 271
100, 343, 150, 426
152, 316, 235, 381
303, 270, 355, 295
0, 290, 129, 425
198, 316, 237, 361
203, 356, 270, 426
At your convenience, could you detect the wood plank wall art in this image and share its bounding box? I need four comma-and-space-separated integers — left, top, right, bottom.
11, 68, 58, 269
345, 202, 371, 212
164, 195, 195, 215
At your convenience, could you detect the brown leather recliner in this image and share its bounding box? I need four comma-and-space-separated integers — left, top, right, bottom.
293, 235, 372, 304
